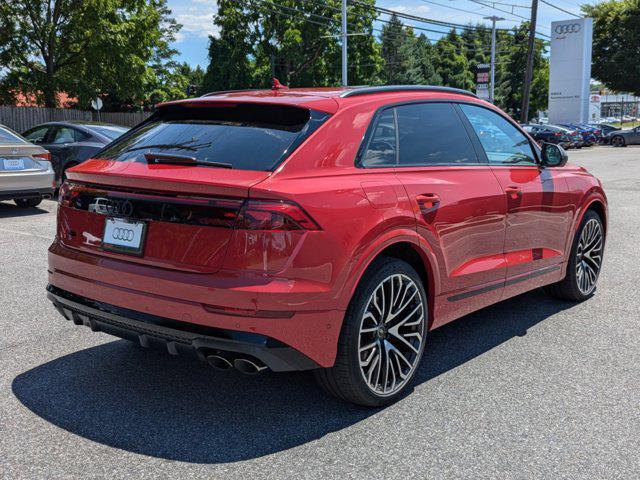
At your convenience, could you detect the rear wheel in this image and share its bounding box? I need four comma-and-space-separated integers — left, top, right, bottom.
14, 197, 42, 208
545, 210, 604, 301
315, 257, 427, 407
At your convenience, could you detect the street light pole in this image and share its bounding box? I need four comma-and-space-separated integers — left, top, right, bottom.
484, 16, 504, 103
341, 0, 348, 87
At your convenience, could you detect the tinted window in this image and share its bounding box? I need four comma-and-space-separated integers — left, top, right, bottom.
86, 125, 128, 140
51, 127, 85, 144
23, 126, 49, 143
99, 104, 317, 171
0, 126, 27, 144
460, 104, 536, 165
361, 109, 396, 166
396, 103, 477, 166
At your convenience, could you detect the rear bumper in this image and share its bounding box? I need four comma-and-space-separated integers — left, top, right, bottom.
47, 285, 321, 371
0, 187, 54, 200
48, 241, 344, 367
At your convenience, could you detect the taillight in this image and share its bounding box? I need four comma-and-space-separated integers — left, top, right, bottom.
33, 151, 51, 161
554, 132, 562, 137
58, 182, 84, 207
235, 200, 320, 231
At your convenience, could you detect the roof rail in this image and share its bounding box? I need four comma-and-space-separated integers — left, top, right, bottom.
340, 85, 478, 99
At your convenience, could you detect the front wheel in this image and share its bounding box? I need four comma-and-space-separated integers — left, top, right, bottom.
611, 136, 625, 147
545, 210, 604, 301
14, 197, 42, 208
315, 257, 427, 407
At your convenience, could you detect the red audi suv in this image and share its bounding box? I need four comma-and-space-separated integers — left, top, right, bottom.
47, 85, 607, 406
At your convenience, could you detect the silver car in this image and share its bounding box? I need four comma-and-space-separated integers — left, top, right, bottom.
0, 125, 55, 208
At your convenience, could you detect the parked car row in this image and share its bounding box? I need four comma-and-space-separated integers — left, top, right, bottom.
522, 122, 632, 148
0, 121, 128, 209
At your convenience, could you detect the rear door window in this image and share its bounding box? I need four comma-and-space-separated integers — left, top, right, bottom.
50, 127, 83, 144
396, 103, 478, 166
99, 103, 324, 171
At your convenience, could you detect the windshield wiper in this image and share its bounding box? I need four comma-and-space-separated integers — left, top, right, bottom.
144, 152, 232, 169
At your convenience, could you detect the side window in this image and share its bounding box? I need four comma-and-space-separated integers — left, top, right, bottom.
361, 109, 396, 167
51, 127, 78, 144
396, 103, 478, 166
23, 126, 49, 144
460, 104, 537, 165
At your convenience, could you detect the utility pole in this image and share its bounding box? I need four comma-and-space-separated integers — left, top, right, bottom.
484, 16, 504, 103
341, 0, 348, 86
520, 0, 539, 123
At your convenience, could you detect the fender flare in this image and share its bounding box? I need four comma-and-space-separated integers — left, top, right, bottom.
337, 228, 440, 315
565, 189, 608, 258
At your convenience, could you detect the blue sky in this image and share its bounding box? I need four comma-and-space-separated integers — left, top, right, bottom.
167, 0, 586, 67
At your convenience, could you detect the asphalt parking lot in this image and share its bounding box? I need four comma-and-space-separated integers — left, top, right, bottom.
1, 146, 639, 479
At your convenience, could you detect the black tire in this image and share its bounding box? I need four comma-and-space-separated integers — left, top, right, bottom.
611, 136, 625, 147
14, 197, 42, 208
314, 257, 428, 407
545, 210, 604, 301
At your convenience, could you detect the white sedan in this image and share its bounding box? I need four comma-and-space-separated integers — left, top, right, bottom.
0, 125, 55, 208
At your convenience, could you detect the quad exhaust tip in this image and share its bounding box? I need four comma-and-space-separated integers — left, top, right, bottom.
207, 354, 233, 370
206, 353, 267, 374
233, 358, 268, 375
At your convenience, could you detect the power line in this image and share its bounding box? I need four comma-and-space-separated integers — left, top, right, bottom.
539, 0, 583, 18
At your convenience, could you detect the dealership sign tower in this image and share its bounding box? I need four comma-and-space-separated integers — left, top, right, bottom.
548, 18, 593, 124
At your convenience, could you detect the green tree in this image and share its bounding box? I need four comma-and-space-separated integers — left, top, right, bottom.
379, 15, 440, 85
494, 24, 548, 118
201, 0, 256, 92
435, 30, 474, 90
202, 0, 380, 90
460, 24, 491, 74
0, 0, 182, 109
380, 14, 409, 84
583, 0, 640, 95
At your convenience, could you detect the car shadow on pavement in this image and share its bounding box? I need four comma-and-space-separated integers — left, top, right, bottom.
12, 289, 575, 464
0, 202, 49, 218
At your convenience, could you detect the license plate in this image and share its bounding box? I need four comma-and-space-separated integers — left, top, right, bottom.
3, 158, 25, 170
102, 217, 147, 256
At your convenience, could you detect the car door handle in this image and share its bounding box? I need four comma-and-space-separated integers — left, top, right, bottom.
505, 186, 522, 199
416, 193, 440, 211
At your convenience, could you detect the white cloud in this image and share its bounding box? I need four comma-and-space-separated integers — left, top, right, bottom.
169, 0, 219, 42
388, 4, 431, 17
175, 11, 219, 39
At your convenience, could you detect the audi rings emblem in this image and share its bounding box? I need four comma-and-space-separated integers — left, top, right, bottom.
106, 198, 134, 216
112, 227, 135, 242
555, 23, 581, 35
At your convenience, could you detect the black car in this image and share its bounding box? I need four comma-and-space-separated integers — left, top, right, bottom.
22, 121, 128, 184
608, 126, 640, 147
522, 124, 573, 149
590, 124, 621, 144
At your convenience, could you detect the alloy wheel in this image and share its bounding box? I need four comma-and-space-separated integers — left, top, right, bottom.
576, 218, 603, 295
358, 274, 425, 397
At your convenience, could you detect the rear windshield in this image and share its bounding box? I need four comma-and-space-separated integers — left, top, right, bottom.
86, 125, 128, 140
99, 103, 324, 171
0, 126, 27, 144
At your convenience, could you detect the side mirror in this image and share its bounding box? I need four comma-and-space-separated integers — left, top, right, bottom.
541, 142, 568, 167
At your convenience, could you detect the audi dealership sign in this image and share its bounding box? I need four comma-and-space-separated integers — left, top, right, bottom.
548, 18, 593, 124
